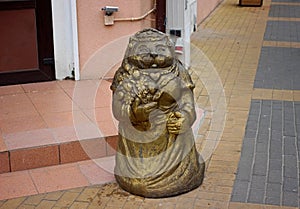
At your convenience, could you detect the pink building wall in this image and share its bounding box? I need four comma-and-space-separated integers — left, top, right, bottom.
77, 0, 155, 70
76, 0, 223, 74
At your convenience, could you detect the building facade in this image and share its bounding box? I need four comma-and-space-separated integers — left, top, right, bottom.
0, 0, 223, 85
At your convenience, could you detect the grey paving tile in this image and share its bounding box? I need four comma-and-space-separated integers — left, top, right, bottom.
266, 183, 282, 197
283, 155, 298, 178
236, 159, 253, 181
264, 21, 300, 42
257, 126, 270, 136
283, 121, 296, 136
260, 114, 271, 125
266, 183, 282, 205
249, 108, 260, 117
246, 120, 259, 130
271, 120, 282, 131
253, 153, 268, 176
268, 169, 283, 184
256, 141, 268, 153
241, 138, 255, 158
250, 100, 261, 106
296, 104, 300, 119
284, 101, 294, 121
297, 137, 300, 159
244, 129, 257, 138
257, 132, 269, 143
269, 5, 300, 18
248, 188, 265, 203
250, 175, 266, 190
265, 196, 281, 205
283, 136, 297, 155
273, 0, 300, 1
269, 159, 282, 171
231, 180, 249, 202
271, 130, 282, 141
270, 140, 283, 159
254, 47, 300, 90
232, 100, 300, 206
283, 177, 298, 192
272, 101, 283, 110
282, 191, 299, 207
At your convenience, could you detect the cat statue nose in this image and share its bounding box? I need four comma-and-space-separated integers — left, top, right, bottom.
150, 53, 158, 58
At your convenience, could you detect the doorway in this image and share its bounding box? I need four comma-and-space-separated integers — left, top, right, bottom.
0, 0, 55, 86
156, 0, 166, 32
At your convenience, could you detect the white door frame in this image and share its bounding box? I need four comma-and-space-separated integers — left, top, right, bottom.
51, 0, 80, 80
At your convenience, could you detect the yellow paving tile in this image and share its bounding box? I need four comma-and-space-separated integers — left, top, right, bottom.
88, 196, 111, 209
43, 191, 64, 201
263, 40, 300, 48
281, 90, 294, 101
75, 187, 100, 203
123, 203, 144, 209
69, 201, 90, 209
53, 192, 80, 208
204, 178, 235, 188
105, 196, 127, 207
35, 200, 56, 209
0, 197, 26, 209
272, 89, 285, 100
21, 194, 46, 206
268, 17, 300, 22
17, 204, 35, 209
293, 91, 300, 101
194, 199, 229, 209
252, 88, 273, 100
229, 202, 264, 209
197, 191, 231, 202
174, 197, 195, 209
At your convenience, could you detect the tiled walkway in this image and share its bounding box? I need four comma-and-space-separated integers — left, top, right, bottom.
0, 0, 300, 208
0, 79, 118, 173
232, 0, 300, 207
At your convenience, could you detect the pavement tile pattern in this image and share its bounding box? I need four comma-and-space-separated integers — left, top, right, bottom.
254, 47, 300, 90
272, 0, 300, 2
269, 5, 300, 18
254, 0, 300, 90
231, 100, 300, 207
264, 21, 300, 42
233, 0, 300, 207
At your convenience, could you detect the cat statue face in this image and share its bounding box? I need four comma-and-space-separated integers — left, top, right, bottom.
110, 29, 178, 93
125, 28, 176, 70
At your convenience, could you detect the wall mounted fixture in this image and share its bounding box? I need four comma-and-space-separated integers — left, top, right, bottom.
101, 6, 119, 16
101, 0, 156, 26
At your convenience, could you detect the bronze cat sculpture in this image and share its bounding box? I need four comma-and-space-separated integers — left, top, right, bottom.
110, 28, 205, 197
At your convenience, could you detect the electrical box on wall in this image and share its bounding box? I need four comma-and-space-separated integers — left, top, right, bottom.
166, 0, 197, 69
104, 15, 114, 25
101, 6, 119, 25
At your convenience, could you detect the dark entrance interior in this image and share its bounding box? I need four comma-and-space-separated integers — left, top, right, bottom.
0, 0, 55, 86
156, 0, 166, 33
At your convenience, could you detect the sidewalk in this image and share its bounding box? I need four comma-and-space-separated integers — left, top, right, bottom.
0, 0, 299, 208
